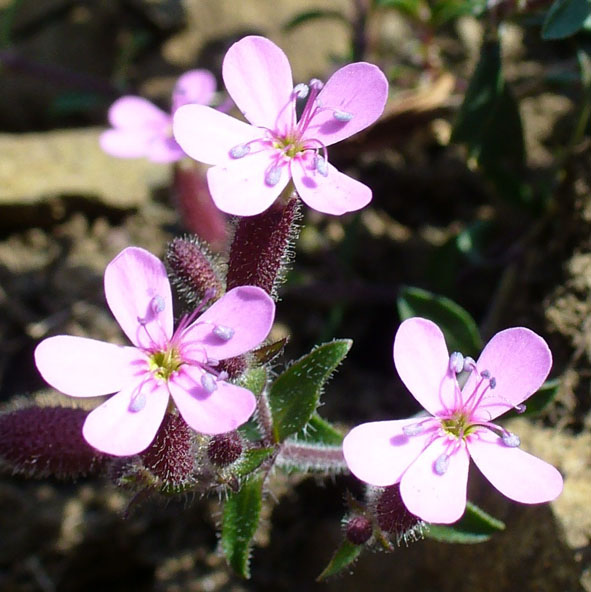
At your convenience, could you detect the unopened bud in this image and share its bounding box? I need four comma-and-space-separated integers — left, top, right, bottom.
207, 432, 243, 467
345, 515, 373, 545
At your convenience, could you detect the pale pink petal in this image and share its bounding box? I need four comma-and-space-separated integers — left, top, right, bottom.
222, 35, 294, 132
107, 96, 170, 129
35, 336, 143, 397
463, 327, 552, 420
400, 436, 470, 524
468, 430, 563, 503
305, 62, 388, 147
82, 380, 170, 456
144, 135, 185, 163
393, 318, 458, 416
207, 151, 290, 216
169, 367, 256, 434
182, 286, 275, 360
292, 159, 371, 215
104, 247, 173, 349
343, 418, 434, 487
173, 104, 261, 165
99, 129, 155, 159
172, 69, 217, 112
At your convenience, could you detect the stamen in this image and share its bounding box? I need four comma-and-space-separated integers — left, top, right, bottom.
314, 155, 328, 177
265, 165, 282, 187
128, 392, 146, 412
514, 403, 526, 414
293, 83, 309, 99
449, 352, 464, 374
333, 109, 353, 122
434, 453, 449, 475
502, 432, 520, 447
463, 356, 477, 373
481, 369, 490, 379
151, 295, 165, 314
230, 144, 251, 159
403, 423, 425, 436
489, 377, 496, 389
206, 358, 220, 367
212, 325, 234, 340
201, 373, 217, 393
309, 78, 324, 91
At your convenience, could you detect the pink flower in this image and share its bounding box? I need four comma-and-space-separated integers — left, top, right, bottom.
100, 69, 217, 163
343, 317, 563, 524
172, 36, 388, 216
34, 247, 275, 457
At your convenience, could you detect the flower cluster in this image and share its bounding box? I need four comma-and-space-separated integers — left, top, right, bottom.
100, 69, 217, 163
343, 318, 564, 524
35, 247, 275, 456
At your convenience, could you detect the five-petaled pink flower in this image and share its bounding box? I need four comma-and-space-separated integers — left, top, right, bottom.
34, 247, 275, 456
172, 36, 389, 216
100, 69, 217, 163
343, 317, 563, 524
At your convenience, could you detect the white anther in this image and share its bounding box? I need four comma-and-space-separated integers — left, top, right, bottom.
293, 83, 309, 99
502, 432, 520, 447
265, 165, 282, 187
314, 155, 328, 177
463, 356, 477, 373
201, 373, 217, 393
213, 325, 235, 341
151, 295, 165, 314
434, 453, 450, 475
310, 78, 324, 90
449, 352, 464, 374
333, 109, 353, 122
403, 423, 426, 437
230, 144, 251, 159
129, 392, 146, 413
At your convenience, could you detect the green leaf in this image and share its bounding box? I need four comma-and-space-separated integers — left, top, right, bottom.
504, 378, 560, 419
268, 340, 352, 442
234, 447, 274, 478
431, 0, 487, 26
397, 286, 482, 356
542, 0, 591, 39
239, 366, 268, 397
295, 414, 344, 446
317, 540, 363, 580
252, 337, 288, 365
283, 9, 349, 31
426, 501, 505, 543
452, 40, 528, 207
221, 474, 264, 578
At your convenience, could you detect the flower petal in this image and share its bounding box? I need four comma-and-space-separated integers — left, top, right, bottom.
223, 35, 294, 132
172, 69, 217, 112
35, 336, 142, 397
104, 247, 173, 349
173, 104, 261, 166
305, 62, 388, 147
393, 318, 458, 416
82, 381, 169, 456
107, 96, 170, 129
292, 159, 371, 215
343, 418, 434, 487
182, 286, 275, 360
467, 430, 563, 503
99, 129, 154, 159
400, 436, 470, 524
169, 368, 256, 434
206, 151, 290, 216
463, 327, 552, 420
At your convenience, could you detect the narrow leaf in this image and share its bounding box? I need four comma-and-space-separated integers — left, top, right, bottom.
268, 340, 352, 442
283, 9, 349, 31
426, 501, 505, 544
221, 474, 264, 578
251, 337, 288, 365
397, 286, 482, 356
294, 413, 344, 446
542, 0, 591, 39
317, 540, 363, 580
234, 447, 274, 478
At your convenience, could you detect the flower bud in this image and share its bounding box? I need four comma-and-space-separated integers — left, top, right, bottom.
345, 515, 373, 545
207, 432, 243, 467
